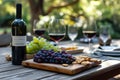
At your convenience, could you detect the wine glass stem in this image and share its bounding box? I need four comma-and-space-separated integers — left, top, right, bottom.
71, 40, 75, 46
88, 38, 91, 51
104, 42, 106, 46
55, 41, 59, 45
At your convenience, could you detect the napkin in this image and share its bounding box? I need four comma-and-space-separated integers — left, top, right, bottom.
98, 46, 120, 51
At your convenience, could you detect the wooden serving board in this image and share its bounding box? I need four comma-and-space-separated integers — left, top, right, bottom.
22, 59, 100, 75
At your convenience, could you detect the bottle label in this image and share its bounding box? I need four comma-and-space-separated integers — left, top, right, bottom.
12, 36, 26, 46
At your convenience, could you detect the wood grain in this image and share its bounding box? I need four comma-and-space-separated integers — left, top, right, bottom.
22, 59, 100, 75
0, 69, 57, 80
0, 68, 34, 79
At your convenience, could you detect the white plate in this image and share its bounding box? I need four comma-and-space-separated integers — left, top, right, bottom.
97, 46, 120, 56
99, 46, 120, 51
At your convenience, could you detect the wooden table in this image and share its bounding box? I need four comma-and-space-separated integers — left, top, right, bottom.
0, 40, 120, 80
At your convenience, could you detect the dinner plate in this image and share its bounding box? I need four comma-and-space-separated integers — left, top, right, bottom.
97, 46, 120, 56
99, 46, 120, 51
98, 50, 120, 56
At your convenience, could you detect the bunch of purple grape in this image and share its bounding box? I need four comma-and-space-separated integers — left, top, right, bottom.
33, 50, 76, 64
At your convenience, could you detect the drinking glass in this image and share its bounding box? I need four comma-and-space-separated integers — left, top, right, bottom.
48, 19, 66, 44
33, 20, 46, 37
99, 27, 111, 46
82, 21, 97, 52
68, 25, 78, 42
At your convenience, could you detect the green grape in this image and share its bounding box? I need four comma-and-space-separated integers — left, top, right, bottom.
26, 45, 30, 54
27, 45, 35, 54
29, 41, 34, 46
42, 46, 50, 50
32, 43, 40, 51
38, 40, 46, 49
43, 43, 60, 52
39, 37, 46, 42
26, 37, 61, 54
52, 46, 60, 52
33, 37, 39, 44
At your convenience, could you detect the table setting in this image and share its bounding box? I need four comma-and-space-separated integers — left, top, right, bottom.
4, 18, 103, 75
2, 15, 120, 76
95, 46, 120, 56
90, 27, 120, 60
88, 46, 120, 61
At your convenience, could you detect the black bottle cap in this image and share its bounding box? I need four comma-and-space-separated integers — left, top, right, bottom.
16, 3, 22, 19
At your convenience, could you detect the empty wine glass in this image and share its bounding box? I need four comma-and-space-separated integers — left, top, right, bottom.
99, 27, 111, 46
68, 25, 78, 42
33, 20, 46, 37
48, 19, 66, 45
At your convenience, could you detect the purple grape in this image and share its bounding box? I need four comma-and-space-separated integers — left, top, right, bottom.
33, 49, 76, 64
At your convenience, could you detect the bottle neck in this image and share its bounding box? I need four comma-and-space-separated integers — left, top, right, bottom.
16, 3, 22, 19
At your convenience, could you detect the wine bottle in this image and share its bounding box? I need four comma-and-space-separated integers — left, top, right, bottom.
11, 3, 26, 65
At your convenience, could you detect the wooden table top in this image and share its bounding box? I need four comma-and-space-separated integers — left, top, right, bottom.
0, 40, 120, 80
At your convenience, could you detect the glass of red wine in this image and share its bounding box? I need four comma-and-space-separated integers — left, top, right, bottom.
82, 21, 97, 53
48, 19, 66, 45
33, 20, 46, 37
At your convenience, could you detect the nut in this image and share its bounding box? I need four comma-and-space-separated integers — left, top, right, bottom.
62, 64, 68, 67
5, 54, 11, 61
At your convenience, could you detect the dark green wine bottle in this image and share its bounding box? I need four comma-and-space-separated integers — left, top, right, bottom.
11, 3, 26, 65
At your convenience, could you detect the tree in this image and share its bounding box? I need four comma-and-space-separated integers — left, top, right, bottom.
28, 0, 79, 33
1, 0, 120, 38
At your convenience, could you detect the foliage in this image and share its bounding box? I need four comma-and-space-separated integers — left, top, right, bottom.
0, 0, 120, 38
0, 0, 30, 26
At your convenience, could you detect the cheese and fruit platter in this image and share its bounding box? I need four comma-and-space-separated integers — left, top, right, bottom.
22, 50, 101, 75
7, 37, 101, 75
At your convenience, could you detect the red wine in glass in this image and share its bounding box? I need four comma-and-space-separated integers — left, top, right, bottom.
83, 31, 96, 38
34, 29, 46, 36
49, 34, 65, 43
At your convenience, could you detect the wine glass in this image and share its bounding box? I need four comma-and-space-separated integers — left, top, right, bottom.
82, 21, 97, 52
48, 19, 66, 45
33, 20, 46, 37
99, 27, 111, 46
68, 25, 78, 42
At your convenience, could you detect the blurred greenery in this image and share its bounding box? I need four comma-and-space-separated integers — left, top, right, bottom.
0, 0, 120, 39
